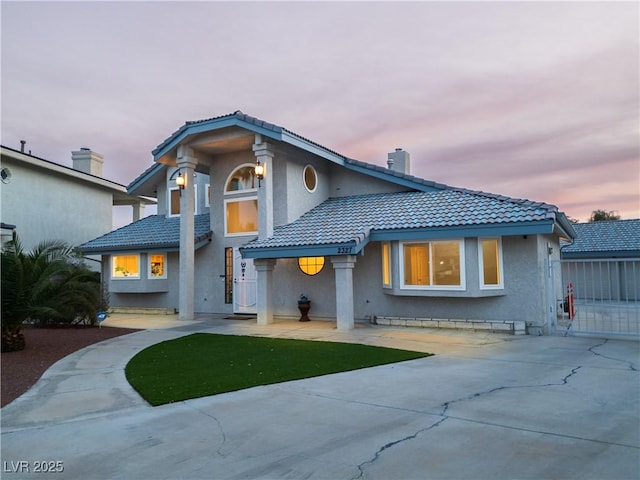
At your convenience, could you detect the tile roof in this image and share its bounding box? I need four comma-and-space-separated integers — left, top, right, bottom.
78, 214, 212, 253
153, 110, 349, 162
561, 219, 640, 257
242, 190, 561, 251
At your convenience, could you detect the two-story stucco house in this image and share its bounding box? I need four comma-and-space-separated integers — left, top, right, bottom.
0, 145, 155, 251
80, 111, 576, 333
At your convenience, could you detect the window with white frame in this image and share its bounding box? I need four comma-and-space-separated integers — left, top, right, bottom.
169, 185, 198, 216
479, 238, 503, 289
148, 253, 167, 279
400, 240, 465, 289
112, 254, 140, 279
224, 198, 258, 235
381, 242, 392, 287
205, 184, 211, 207
303, 164, 317, 193
225, 165, 257, 192
224, 164, 258, 236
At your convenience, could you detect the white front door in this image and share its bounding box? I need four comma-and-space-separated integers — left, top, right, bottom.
233, 248, 257, 314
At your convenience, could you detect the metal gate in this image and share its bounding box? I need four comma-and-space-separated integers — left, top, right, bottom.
547, 259, 640, 337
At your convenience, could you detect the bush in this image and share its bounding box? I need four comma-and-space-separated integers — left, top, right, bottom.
1, 235, 102, 350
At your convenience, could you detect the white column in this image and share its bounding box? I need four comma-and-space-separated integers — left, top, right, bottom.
254, 258, 277, 325
252, 141, 274, 240
132, 202, 144, 222
331, 255, 357, 331
177, 146, 197, 321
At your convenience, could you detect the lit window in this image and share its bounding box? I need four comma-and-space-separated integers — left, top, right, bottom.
479, 238, 503, 288
112, 255, 140, 278
298, 257, 325, 276
225, 199, 258, 235
403, 243, 430, 286
401, 240, 464, 289
303, 165, 317, 192
169, 186, 197, 216
170, 188, 180, 216
149, 254, 167, 279
225, 165, 257, 192
381, 242, 392, 287
433, 241, 461, 286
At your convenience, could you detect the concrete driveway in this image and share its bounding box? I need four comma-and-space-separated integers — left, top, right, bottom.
1, 315, 639, 479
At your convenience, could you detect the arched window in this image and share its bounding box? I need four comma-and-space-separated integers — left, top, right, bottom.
226, 165, 257, 192
224, 164, 258, 236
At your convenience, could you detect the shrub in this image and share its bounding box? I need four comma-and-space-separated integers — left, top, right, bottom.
1, 235, 102, 351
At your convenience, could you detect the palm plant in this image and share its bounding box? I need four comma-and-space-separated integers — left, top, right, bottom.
1, 234, 101, 351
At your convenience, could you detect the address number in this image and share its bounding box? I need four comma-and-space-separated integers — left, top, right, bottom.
337, 247, 353, 254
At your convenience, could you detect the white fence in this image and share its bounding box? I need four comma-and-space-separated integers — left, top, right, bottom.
548, 259, 640, 337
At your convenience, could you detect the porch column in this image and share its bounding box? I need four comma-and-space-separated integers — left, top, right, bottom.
331, 255, 357, 331
252, 139, 274, 240
132, 201, 144, 222
254, 258, 277, 325
177, 145, 197, 321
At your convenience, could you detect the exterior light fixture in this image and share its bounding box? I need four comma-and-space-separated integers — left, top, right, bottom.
254, 160, 265, 187
175, 172, 185, 190
169, 168, 187, 194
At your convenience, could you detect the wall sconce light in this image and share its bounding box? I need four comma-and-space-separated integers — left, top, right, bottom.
169, 168, 187, 194
175, 172, 185, 190
254, 160, 265, 187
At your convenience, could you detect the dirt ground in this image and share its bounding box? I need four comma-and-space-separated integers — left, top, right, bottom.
1, 326, 139, 407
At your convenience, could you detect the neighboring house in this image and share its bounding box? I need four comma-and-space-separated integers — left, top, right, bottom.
561, 220, 640, 260
560, 219, 640, 302
80, 111, 576, 333
0, 145, 155, 252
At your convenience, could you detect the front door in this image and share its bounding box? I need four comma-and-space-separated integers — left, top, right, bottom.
233, 248, 257, 314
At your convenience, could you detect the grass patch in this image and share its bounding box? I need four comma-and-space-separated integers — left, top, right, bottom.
125, 333, 432, 406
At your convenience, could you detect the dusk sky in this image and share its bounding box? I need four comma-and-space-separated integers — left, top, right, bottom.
2, 1, 638, 227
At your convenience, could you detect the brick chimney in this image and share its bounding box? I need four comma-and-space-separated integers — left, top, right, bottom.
387, 148, 410, 174
72, 147, 104, 177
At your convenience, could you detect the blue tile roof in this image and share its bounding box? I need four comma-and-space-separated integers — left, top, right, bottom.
241, 190, 565, 255
78, 214, 212, 253
561, 219, 640, 258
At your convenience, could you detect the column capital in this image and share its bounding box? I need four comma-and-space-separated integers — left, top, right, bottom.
331, 255, 357, 269
252, 142, 274, 158
254, 258, 277, 271
177, 145, 197, 167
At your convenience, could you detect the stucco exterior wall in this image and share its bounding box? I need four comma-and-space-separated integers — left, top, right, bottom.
256, 234, 551, 327
1, 157, 113, 251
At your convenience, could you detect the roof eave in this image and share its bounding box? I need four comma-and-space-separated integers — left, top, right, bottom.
561, 249, 640, 259
370, 220, 556, 241
152, 116, 284, 162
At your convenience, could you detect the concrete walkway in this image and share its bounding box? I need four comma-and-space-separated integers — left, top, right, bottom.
1, 314, 639, 479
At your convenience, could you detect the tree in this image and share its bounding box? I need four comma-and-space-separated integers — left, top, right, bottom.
1, 235, 102, 351
588, 210, 621, 222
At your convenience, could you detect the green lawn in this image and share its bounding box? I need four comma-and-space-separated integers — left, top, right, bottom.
125, 333, 432, 406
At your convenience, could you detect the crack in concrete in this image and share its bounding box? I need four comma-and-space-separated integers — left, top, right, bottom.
440, 366, 582, 416
350, 417, 448, 480
351, 365, 583, 479
588, 338, 638, 371
184, 403, 228, 457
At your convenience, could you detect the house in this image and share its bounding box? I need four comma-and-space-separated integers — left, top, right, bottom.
560, 219, 640, 303
0, 145, 155, 252
561, 220, 640, 260
79, 111, 576, 334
